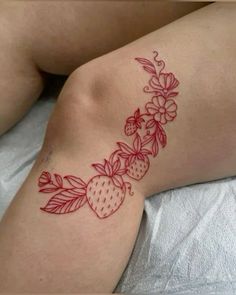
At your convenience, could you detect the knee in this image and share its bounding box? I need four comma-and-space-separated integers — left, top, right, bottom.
44, 56, 129, 149
38, 67, 104, 164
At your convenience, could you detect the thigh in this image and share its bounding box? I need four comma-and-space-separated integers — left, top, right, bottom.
5, 1, 207, 74
0, 4, 44, 134
0, 0, 206, 135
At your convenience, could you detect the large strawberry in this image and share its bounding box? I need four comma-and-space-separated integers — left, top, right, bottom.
117, 134, 151, 180
124, 108, 145, 136
87, 158, 127, 219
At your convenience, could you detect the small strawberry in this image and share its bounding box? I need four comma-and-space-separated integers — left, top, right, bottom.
124, 108, 145, 136
87, 158, 127, 219
125, 122, 137, 137
118, 134, 151, 180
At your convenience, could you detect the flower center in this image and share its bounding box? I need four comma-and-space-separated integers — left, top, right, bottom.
159, 107, 166, 114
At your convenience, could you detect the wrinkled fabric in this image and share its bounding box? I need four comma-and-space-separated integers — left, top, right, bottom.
0, 94, 236, 295
116, 182, 236, 294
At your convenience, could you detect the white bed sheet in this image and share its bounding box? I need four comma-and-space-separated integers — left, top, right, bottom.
0, 94, 236, 295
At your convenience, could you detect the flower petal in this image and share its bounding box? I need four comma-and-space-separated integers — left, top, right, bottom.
157, 96, 166, 107
167, 111, 177, 118
149, 76, 162, 90
160, 114, 167, 124
165, 99, 177, 112
151, 96, 159, 107
146, 102, 158, 115
158, 73, 166, 89
154, 112, 161, 122
166, 73, 173, 88
165, 113, 174, 121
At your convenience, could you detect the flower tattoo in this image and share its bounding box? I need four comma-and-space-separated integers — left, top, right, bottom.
38, 51, 180, 219
146, 96, 177, 125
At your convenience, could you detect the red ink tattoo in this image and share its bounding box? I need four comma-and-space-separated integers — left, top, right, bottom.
38, 51, 179, 219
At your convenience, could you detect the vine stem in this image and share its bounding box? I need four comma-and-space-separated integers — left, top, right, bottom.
140, 113, 151, 119
141, 122, 159, 149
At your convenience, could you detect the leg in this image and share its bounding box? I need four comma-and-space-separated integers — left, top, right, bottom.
1, 3, 236, 292
0, 1, 206, 134
0, 4, 44, 135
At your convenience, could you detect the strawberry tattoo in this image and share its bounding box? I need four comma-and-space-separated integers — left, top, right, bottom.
124, 108, 145, 136
118, 134, 151, 180
38, 51, 180, 219
87, 159, 126, 218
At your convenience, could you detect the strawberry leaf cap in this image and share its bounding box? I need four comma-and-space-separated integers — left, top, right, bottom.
92, 158, 126, 177
117, 134, 152, 165
126, 108, 145, 129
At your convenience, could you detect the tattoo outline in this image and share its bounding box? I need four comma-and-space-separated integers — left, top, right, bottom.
38, 51, 179, 219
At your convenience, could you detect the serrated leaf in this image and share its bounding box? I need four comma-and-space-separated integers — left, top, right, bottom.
137, 154, 145, 161
112, 175, 123, 188
117, 142, 134, 154
92, 163, 106, 175
142, 135, 153, 146
128, 154, 136, 166
66, 188, 86, 196
112, 159, 121, 173
116, 168, 127, 176
39, 187, 60, 193
41, 189, 87, 214
146, 119, 156, 129
140, 148, 152, 155
64, 175, 86, 188
152, 141, 159, 157
127, 117, 135, 123
119, 152, 129, 159
54, 174, 63, 187
135, 57, 156, 75
133, 134, 142, 152
143, 65, 156, 75
156, 124, 167, 148
167, 91, 179, 98
105, 160, 113, 176
134, 108, 140, 118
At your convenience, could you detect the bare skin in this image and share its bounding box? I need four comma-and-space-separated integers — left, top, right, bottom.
1, 2, 236, 293
0, 0, 206, 135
